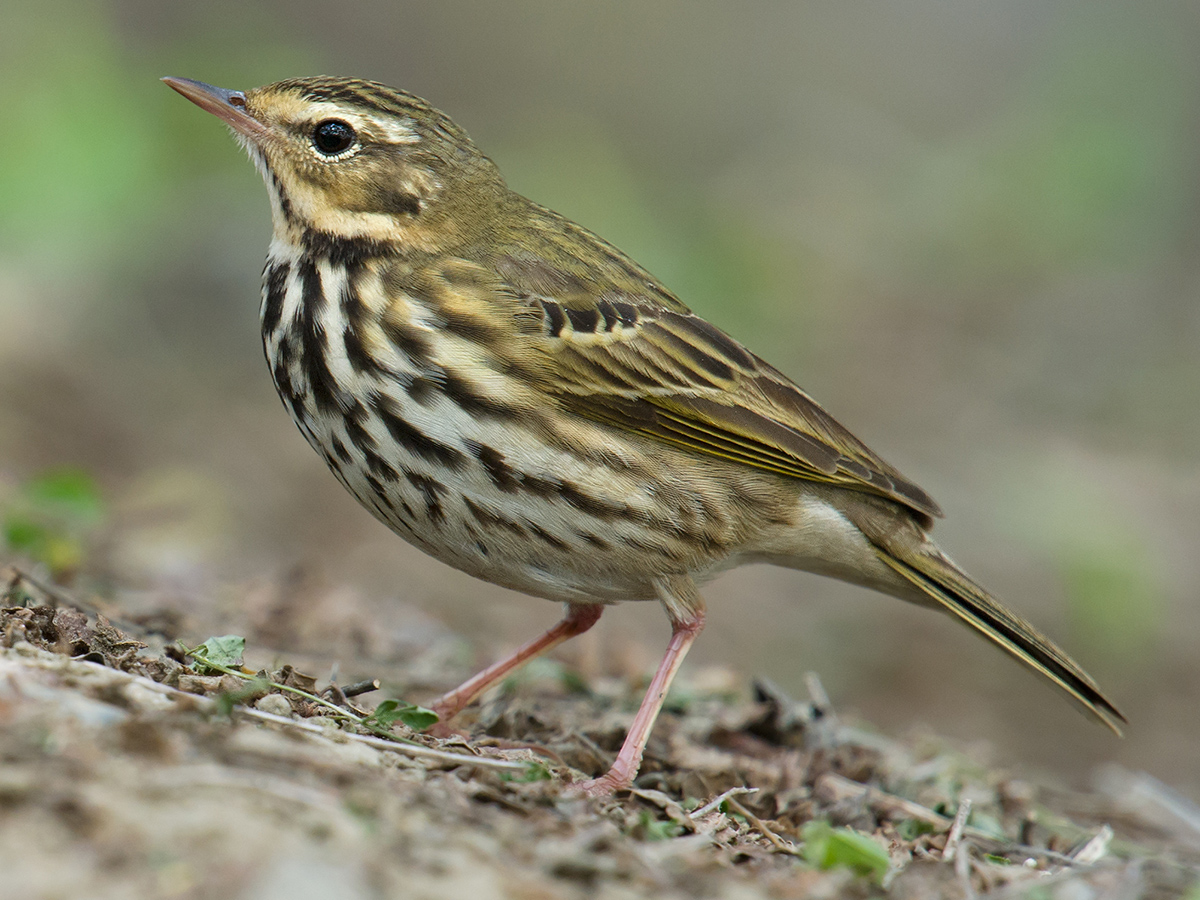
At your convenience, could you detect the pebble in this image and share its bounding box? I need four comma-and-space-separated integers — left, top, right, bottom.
255, 693, 294, 717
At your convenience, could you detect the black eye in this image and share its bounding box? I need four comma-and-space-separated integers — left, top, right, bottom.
312, 119, 356, 155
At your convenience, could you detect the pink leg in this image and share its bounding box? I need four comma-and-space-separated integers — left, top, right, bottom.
569, 593, 706, 797
428, 603, 603, 724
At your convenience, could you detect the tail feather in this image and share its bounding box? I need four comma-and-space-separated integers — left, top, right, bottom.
876, 547, 1126, 735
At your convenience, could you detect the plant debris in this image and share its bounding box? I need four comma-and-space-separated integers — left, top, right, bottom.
1, 573, 1198, 898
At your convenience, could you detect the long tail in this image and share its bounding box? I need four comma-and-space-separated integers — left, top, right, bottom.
875, 545, 1126, 735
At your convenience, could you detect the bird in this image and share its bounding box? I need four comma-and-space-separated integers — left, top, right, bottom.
163, 75, 1124, 795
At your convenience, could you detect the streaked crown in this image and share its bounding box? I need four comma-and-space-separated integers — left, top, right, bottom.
175, 76, 505, 250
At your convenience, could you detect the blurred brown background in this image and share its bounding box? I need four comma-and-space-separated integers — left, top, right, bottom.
2, 2, 1198, 795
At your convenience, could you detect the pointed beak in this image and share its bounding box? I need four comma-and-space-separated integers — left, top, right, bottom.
162, 76, 268, 140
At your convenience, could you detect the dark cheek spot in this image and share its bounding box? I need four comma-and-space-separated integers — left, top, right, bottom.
336, 172, 423, 218
377, 188, 421, 217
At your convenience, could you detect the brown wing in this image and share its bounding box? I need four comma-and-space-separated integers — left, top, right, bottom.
486, 244, 942, 520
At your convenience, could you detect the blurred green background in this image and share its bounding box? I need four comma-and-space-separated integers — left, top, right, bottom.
2, 1, 1198, 793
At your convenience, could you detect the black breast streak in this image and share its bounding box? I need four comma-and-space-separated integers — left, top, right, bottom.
271, 357, 303, 418
382, 317, 434, 367
401, 469, 446, 524
440, 370, 519, 421
464, 496, 526, 536
342, 323, 379, 376
295, 260, 347, 415
557, 481, 639, 522
365, 468, 416, 523
365, 494, 399, 529
370, 392, 466, 470
330, 436, 353, 464
339, 263, 385, 377
514, 473, 560, 499
402, 276, 499, 344
525, 522, 569, 551
461, 442, 631, 525
362, 472, 418, 531
463, 440, 521, 492
273, 331, 296, 370
405, 375, 439, 406
327, 464, 353, 496
302, 231, 393, 268
618, 533, 680, 561
343, 400, 377, 453
262, 262, 290, 335
576, 530, 611, 550
363, 473, 386, 501
361, 445, 400, 482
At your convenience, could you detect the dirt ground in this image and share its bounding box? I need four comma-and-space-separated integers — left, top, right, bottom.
1, 568, 1198, 900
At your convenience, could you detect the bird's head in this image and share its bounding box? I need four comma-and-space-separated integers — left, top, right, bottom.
163, 75, 503, 253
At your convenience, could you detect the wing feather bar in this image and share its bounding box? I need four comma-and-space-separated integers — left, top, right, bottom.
659, 396, 843, 474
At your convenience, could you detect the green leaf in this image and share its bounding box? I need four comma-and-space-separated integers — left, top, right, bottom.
40, 535, 84, 575
2, 468, 105, 576
23, 469, 104, 521
191, 635, 245, 672
557, 667, 590, 695
635, 810, 685, 841
966, 811, 1008, 842
895, 818, 937, 841
501, 760, 554, 783
4, 515, 47, 553
802, 821, 890, 883
365, 699, 438, 731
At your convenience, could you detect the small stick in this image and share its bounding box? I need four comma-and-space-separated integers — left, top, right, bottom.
239, 707, 531, 771
804, 671, 834, 718
4, 649, 532, 772
815, 772, 953, 829
943, 797, 972, 863
323, 681, 350, 705
954, 840, 976, 900
343, 678, 381, 697
628, 788, 698, 832
1070, 824, 1112, 865
319, 680, 370, 718
691, 786, 759, 819
727, 796, 803, 856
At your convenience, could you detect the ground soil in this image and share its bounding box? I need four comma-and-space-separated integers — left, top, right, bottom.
1, 570, 1198, 900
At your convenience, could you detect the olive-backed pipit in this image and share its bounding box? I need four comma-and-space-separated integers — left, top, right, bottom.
164, 76, 1124, 796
